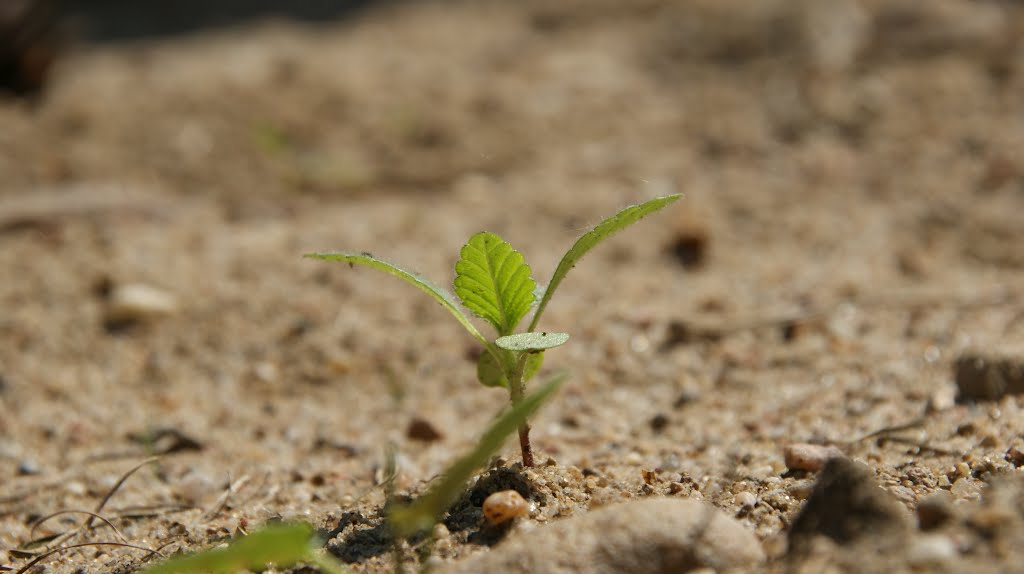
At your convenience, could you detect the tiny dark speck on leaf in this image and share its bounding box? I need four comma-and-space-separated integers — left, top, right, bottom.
361, 251, 373, 257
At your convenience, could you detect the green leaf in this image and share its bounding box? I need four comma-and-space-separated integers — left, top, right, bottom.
305, 251, 486, 345
528, 194, 682, 331
496, 332, 569, 352
142, 523, 341, 574
477, 349, 543, 388
389, 373, 566, 538
454, 232, 537, 336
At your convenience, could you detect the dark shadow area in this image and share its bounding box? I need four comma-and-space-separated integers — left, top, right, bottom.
325, 509, 394, 564
64, 0, 393, 42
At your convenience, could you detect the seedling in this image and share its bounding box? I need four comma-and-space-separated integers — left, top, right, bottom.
138, 378, 562, 574
306, 194, 681, 466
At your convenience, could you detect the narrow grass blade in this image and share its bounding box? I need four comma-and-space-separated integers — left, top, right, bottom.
305, 252, 487, 345
454, 232, 537, 335
142, 523, 335, 574
389, 373, 567, 538
528, 194, 682, 331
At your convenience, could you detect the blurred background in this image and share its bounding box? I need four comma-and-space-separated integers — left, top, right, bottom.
4, 0, 1021, 202
1, 3, 1024, 571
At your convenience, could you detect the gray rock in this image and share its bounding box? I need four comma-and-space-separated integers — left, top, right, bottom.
440, 498, 764, 574
787, 458, 911, 561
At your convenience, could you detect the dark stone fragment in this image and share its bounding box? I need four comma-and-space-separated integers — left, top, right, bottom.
956, 352, 1024, 402
1005, 447, 1024, 468
406, 417, 444, 442
668, 231, 708, 269
649, 413, 670, 433
787, 458, 911, 561
917, 491, 956, 531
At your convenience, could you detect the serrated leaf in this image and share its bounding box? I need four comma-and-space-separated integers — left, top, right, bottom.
454, 232, 537, 335
477, 349, 543, 388
496, 332, 569, 352
389, 373, 565, 538
305, 251, 486, 345
528, 194, 682, 331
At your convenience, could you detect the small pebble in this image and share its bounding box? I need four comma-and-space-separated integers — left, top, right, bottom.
104, 283, 178, 324
407, 418, 444, 442
733, 491, 757, 509
891, 485, 917, 505
1005, 447, 1024, 468
979, 434, 999, 448
648, 414, 669, 433
954, 462, 971, 479
907, 534, 957, 567
950, 478, 981, 499
666, 196, 711, 270
788, 479, 815, 500
482, 490, 529, 525
917, 491, 955, 531
784, 443, 845, 472
927, 386, 956, 412
433, 523, 451, 539
17, 459, 40, 476
65, 481, 86, 496
955, 351, 1024, 402
253, 361, 279, 384
178, 471, 219, 506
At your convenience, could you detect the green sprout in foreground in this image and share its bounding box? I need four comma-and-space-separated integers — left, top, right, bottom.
141, 523, 348, 574
306, 194, 681, 467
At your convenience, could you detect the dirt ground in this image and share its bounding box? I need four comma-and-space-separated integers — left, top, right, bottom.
2, 0, 1024, 572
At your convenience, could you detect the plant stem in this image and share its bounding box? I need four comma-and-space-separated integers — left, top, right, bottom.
509, 352, 534, 467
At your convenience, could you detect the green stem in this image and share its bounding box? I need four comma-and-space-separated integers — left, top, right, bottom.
508, 352, 534, 467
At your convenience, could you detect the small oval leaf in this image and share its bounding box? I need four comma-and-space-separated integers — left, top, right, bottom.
477, 350, 544, 388
476, 351, 507, 388
495, 332, 569, 352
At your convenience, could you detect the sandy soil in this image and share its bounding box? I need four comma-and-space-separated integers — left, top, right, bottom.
2, 0, 1024, 572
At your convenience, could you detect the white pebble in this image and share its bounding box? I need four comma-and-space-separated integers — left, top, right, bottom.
733, 491, 757, 509
106, 283, 178, 322
907, 534, 957, 567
